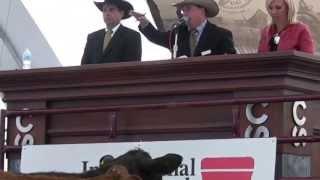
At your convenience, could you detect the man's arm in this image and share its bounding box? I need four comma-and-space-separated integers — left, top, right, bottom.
139, 23, 170, 49
81, 36, 90, 65
131, 11, 171, 49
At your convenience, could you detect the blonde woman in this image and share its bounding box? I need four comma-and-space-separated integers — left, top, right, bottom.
258, 0, 315, 53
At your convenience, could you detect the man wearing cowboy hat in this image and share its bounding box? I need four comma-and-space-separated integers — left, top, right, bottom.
81, 0, 142, 65
131, 0, 236, 57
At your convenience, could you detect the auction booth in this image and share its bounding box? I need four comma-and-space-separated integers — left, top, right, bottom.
0, 51, 320, 179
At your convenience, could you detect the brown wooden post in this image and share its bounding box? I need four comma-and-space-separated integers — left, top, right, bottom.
0, 110, 6, 170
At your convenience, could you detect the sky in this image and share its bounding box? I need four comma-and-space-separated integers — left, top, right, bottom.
20, 0, 171, 66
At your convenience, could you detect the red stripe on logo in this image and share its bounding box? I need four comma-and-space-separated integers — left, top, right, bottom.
201, 157, 254, 169
201, 171, 253, 180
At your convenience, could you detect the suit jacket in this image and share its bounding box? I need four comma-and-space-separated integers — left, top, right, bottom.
139, 21, 236, 57
81, 25, 142, 65
258, 22, 315, 54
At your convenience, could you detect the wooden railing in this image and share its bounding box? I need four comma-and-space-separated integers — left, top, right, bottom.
0, 51, 320, 178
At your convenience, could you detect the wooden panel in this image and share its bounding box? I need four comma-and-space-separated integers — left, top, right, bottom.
0, 52, 319, 176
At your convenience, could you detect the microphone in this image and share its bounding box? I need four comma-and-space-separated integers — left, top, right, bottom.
173, 16, 189, 27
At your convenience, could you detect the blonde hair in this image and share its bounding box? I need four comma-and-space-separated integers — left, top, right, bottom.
266, 0, 297, 24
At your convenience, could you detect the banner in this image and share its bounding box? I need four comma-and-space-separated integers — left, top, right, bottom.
21, 138, 277, 180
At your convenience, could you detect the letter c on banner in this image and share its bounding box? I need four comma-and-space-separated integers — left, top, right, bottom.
292, 101, 307, 126
246, 103, 269, 124
14, 116, 35, 146
292, 101, 308, 147
16, 116, 33, 133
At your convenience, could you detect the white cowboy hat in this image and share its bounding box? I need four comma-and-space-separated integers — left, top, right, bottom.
173, 0, 219, 17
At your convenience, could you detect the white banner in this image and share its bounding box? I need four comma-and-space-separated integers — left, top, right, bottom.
21, 138, 277, 180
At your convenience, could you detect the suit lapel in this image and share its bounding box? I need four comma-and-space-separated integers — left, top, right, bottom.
194, 22, 213, 56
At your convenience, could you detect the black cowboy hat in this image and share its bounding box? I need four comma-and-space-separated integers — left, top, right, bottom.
94, 0, 134, 19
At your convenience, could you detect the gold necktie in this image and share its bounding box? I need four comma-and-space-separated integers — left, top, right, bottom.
189, 30, 198, 56
103, 30, 113, 52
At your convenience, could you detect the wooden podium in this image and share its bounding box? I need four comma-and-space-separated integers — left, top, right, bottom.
0, 51, 319, 179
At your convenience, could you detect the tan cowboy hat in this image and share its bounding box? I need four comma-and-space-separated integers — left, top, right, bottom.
94, 0, 134, 19
173, 0, 219, 17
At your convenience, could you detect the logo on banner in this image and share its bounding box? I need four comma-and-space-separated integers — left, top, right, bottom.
170, 157, 255, 180
201, 157, 255, 180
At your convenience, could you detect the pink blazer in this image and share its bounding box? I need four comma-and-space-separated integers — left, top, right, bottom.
258, 22, 315, 54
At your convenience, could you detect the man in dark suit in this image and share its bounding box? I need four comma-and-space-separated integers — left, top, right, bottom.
131, 0, 236, 58
81, 0, 142, 65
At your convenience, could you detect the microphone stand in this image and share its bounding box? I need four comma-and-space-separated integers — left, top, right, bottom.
171, 16, 188, 59
172, 27, 179, 59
